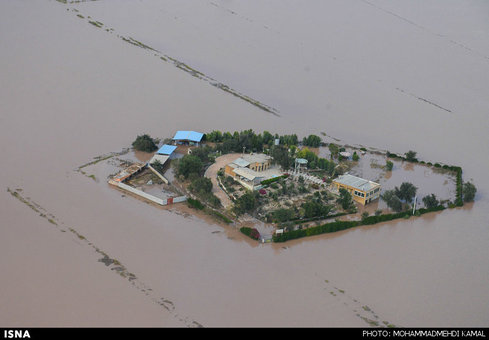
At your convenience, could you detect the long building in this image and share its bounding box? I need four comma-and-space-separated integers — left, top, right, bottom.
172, 130, 204, 146
332, 174, 381, 205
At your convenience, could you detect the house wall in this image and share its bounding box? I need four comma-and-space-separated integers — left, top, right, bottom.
248, 159, 271, 172
224, 165, 236, 177
333, 182, 381, 205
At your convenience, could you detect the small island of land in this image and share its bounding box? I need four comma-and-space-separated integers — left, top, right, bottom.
104, 129, 476, 243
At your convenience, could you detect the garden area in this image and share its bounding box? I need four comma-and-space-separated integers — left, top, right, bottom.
128, 130, 476, 243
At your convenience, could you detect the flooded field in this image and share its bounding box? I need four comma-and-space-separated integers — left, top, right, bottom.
1, 0, 488, 327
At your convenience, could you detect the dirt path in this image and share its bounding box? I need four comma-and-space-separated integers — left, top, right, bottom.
204, 153, 241, 208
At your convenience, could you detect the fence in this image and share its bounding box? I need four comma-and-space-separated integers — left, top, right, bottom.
115, 182, 186, 206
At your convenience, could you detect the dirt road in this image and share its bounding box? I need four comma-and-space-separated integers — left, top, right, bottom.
204, 153, 241, 208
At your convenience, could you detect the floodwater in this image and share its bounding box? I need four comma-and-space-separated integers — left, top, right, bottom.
1, 0, 488, 327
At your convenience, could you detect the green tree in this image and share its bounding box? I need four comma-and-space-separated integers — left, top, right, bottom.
271, 145, 293, 170
262, 131, 274, 146
302, 201, 332, 218
233, 191, 258, 215
177, 154, 203, 179
463, 182, 477, 202
190, 145, 212, 163
151, 159, 164, 174
352, 151, 359, 161
405, 150, 417, 162
422, 194, 439, 209
296, 147, 319, 167
132, 134, 157, 152
337, 188, 354, 210
302, 134, 322, 148
205, 130, 223, 142
272, 208, 295, 222
385, 160, 394, 171
189, 177, 212, 195
279, 134, 299, 146
382, 190, 403, 212
328, 143, 339, 158
395, 182, 417, 203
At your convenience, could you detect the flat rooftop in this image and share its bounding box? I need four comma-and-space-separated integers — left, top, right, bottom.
333, 174, 380, 192
241, 153, 271, 164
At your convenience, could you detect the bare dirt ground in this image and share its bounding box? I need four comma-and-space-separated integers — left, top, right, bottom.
204, 153, 241, 208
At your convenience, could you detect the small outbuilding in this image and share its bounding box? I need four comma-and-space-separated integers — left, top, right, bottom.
172, 131, 204, 146
156, 144, 177, 156
150, 144, 177, 166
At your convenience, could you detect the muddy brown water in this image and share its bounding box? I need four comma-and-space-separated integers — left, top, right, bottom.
1, 0, 488, 327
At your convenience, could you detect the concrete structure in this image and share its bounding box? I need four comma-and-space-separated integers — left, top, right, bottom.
332, 173, 381, 205
110, 163, 146, 183
149, 144, 177, 166
109, 161, 185, 206
172, 130, 204, 146
295, 158, 308, 172
224, 153, 278, 191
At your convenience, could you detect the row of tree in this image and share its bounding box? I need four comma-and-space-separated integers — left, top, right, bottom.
382, 180, 477, 213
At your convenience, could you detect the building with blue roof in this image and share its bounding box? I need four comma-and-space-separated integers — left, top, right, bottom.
157, 144, 177, 156
173, 131, 204, 146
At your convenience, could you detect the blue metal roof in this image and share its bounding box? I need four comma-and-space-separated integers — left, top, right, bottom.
173, 130, 204, 142
157, 144, 177, 155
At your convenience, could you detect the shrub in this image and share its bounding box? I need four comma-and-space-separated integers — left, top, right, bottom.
385, 160, 394, 171
240, 227, 260, 240
187, 198, 204, 210
463, 182, 477, 202
302, 134, 322, 147
233, 191, 258, 216
151, 159, 165, 173
405, 150, 417, 162
261, 174, 289, 185
422, 194, 439, 209
272, 208, 296, 222
189, 177, 212, 195
382, 190, 403, 212
132, 134, 157, 152
337, 188, 354, 210
209, 210, 233, 224
273, 220, 359, 242
177, 154, 203, 179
